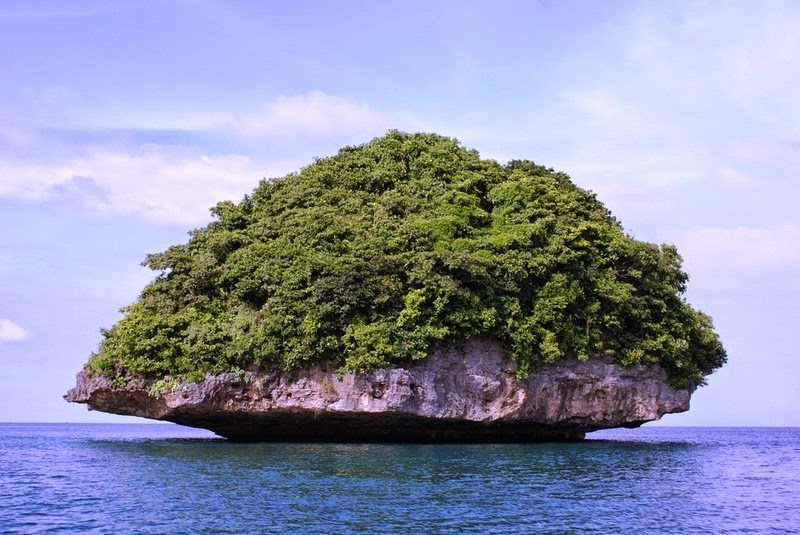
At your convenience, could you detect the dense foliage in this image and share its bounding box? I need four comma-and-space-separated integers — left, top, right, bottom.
88, 131, 726, 387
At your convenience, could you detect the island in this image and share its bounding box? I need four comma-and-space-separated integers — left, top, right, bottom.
66, 131, 726, 441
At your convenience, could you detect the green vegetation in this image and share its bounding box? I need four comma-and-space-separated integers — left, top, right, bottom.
88, 131, 726, 387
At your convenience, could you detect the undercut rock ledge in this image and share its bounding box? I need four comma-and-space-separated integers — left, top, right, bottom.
65, 338, 693, 442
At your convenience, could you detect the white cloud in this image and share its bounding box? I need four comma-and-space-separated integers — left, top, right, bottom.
0, 91, 395, 225
0, 147, 298, 225
0, 91, 396, 224
672, 225, 800, 291
34, 91, 390, 135
675, 225, 800, 271
622, 1, 800, 140
0, 319, 29, 342
238, 91, 389, 139
489, 1, 800, 236
565, 89, 649, 134
69, 109, 235, 131
713, 167, 756, 189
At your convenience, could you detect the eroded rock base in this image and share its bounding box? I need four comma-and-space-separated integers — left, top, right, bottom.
171, 412, 588, 442
66, 338, 691, 442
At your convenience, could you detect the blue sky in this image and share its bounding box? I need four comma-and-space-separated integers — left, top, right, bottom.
1, 0, 798, 425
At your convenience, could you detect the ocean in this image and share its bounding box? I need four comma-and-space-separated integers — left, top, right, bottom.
1, 424, 797, 533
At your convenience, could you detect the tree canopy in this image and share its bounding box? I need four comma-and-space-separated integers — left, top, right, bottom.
87, 131, 726, 387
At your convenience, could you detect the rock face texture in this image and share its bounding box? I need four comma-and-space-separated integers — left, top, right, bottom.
65, 338, 693, 442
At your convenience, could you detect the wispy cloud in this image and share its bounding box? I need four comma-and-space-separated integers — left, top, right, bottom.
565, 89, 650, 134
676, 225, 800, 271
0, 90, 399, 225
673, 225, 800, 290
237, 91, 390, 139
0, 147, 297, 225
0, 319, 29, 342
485, 1, 800, 236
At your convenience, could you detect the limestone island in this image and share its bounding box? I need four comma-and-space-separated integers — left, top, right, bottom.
66, 132, 726, 441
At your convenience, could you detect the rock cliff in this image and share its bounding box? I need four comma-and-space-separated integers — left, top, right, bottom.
65, 338, 692, 441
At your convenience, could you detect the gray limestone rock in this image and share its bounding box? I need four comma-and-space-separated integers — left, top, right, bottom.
65, 338, 693, 442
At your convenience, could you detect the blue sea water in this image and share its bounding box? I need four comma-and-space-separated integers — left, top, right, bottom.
1, 424, 798, 533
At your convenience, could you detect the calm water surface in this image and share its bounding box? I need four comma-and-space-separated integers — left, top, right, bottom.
1, 424, 798, 533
